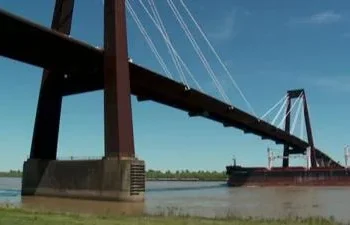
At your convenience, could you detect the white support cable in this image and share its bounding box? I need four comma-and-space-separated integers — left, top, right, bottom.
103, 0, 172, 78
167, 0, 228, 102
166, 0, 230, 103
126, 0, 173, 79
277, 97, 300, 129
178, 0, 256, 116
277, 94, 302, 129
261, 95, 287, 120
290, 97, 303, 134
137, 0, 203, 91
300, 98, 305, 140
146, 0, 188, 85
271, 96, 288, 125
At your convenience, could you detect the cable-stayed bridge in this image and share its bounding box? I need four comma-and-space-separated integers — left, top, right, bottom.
0, 0, 343, 202
0, 1, 341, 168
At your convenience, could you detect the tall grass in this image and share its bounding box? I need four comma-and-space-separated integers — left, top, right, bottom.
0, 205, 344, 225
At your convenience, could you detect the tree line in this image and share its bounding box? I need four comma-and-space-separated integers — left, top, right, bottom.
0, 170, 22, 177
0, 169, 227, 181
146, 169, 227, 181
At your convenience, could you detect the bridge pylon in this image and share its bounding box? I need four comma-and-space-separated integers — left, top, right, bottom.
21, 0, 145, 202
282, 89, 317, 168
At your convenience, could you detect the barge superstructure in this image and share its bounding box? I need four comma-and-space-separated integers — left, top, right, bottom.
226, 89, 347, 187
226, 147, 349, 187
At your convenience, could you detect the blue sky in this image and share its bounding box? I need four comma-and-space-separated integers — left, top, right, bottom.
1, 0, 350, 171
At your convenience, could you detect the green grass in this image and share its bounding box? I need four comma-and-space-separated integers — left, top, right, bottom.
0, 206, 343, 225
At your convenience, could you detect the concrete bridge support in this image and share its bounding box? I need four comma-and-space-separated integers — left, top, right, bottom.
21, 0, 145, 202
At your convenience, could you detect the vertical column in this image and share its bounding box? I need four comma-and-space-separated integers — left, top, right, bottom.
282, 95, 291, 168
30, 0, 75, 159
345, 145, 349, 169
303, 92, 317, 167
104, 0, 135, 158
267, 148, 272, 170
306, 147, 311, 170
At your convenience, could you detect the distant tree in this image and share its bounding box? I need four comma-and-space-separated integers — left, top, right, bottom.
145, 169, 226, 181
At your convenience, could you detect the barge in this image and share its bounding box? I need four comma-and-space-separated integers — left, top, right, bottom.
226, 147, 350, 187
225, 88, 350, 187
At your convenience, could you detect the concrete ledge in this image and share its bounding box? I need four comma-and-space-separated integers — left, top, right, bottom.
21, 158, 145, 202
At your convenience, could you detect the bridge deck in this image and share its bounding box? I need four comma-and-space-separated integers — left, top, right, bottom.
0, 8, 341, 167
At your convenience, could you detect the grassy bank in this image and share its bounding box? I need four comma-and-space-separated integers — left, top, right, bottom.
0, 207, 341, 225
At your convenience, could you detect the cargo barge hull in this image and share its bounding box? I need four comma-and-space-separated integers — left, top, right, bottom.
226, 166, 350, 187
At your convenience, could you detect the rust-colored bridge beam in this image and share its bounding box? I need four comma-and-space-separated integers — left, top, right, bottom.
30, 0, 74, 159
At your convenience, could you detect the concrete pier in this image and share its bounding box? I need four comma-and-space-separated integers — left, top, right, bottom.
21, 158, 145, 202
20, 0, 145, 202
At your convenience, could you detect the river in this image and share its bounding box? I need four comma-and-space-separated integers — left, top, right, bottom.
1, 177, 350, 222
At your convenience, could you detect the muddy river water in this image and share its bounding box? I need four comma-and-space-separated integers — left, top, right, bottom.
1, 177, 350, 222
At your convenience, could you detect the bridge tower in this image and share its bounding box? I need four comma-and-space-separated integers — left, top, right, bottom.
21, 0, 145, 202
282, 89, 317, 168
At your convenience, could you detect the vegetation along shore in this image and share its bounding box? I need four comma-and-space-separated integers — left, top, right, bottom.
0, 206, 343, 225
0, 169, 227, 181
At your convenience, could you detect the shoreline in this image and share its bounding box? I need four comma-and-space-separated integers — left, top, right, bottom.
146, 178, 226, 181
0, 206, 342, 225
0, 175, 226, 182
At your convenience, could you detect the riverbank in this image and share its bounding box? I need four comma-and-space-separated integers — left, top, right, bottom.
0, 175, 225, 181
0, 171, 21, 178
0, 170, 227, 181
0, 207, 341, 225
147, 178, 226, 181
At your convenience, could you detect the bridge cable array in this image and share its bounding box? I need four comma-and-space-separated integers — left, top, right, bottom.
93, 0, 339, 166
116, 0, 257, 115
178, 0, 256, 116
290, 97, 303, 135
99, 0, 314, 140
125, 0, 228, 103
260, 93, 305, 141
125, 0, 173, 79
271, 96, 289, 125
134, 0, 203, 91
277, 93, 301, 129
260, 94, 287, 121
166, 0, 230, 103
144, 0, 187, 85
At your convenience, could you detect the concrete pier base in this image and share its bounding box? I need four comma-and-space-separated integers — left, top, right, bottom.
21, 158, 145, 202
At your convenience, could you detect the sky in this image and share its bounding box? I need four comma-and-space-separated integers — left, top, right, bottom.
0, 0, 350, 172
